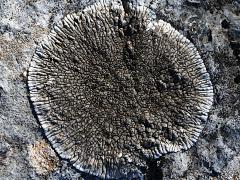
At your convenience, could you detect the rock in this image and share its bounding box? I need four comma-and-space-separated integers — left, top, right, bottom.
0, 0, 240, 179
0, 135, 11, 166
28, 140, 59, 176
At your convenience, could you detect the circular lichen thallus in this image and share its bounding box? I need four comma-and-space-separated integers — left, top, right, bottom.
28, 0, 214, 179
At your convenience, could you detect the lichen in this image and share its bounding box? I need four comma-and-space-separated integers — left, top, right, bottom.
28, 140, 58, 175
28, 0, 214, 178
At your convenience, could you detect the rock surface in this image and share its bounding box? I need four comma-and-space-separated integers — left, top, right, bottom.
0, 0, 239, 179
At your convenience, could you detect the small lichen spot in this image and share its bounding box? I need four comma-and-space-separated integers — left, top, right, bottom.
28, 140, 58, 175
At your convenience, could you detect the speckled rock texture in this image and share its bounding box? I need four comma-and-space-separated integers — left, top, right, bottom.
0, 0, 239, 179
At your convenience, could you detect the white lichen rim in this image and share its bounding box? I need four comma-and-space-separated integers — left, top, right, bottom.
28, 0, 214, 179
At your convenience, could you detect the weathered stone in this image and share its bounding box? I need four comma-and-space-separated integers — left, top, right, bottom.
0, 0, 240, 179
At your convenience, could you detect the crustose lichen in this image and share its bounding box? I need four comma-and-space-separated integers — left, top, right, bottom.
28, 0, 214, 179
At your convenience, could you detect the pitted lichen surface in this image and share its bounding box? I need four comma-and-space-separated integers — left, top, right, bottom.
28, 0, 214, 178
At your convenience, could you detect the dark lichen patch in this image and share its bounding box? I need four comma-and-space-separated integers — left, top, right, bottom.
221, 19, 230, 29
186, 0, 201, 7
230, 42, 240, 63
145, 160, 163, 180
28, 0, 214, 179
0, 87, 5, 99
234, 75, 240, 84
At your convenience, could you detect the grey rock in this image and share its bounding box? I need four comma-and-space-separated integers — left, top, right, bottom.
0, 0, 240, 179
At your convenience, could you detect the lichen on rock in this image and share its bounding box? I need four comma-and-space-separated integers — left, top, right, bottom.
28, 0, 213, 178
28, 140, 59, 175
